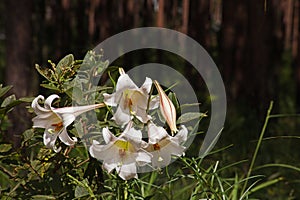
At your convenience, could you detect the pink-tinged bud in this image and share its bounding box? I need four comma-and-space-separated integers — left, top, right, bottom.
153, 80, 178, 134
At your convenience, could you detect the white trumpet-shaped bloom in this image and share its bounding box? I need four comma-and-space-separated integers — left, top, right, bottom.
153, 80, 178, 134
89, 122, 152, 180
104, 69, 159, 126
146, 122, 187, 168
32, 94, 104, 152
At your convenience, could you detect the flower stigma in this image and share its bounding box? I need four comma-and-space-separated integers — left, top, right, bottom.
123, 90, 134, 112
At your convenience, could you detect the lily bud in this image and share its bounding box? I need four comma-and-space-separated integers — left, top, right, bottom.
119, 67, 125, 75
153, 80, 178, 134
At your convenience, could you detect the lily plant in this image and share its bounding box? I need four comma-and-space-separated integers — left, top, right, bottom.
31, 68, 189, 180
32, 94, 104, 152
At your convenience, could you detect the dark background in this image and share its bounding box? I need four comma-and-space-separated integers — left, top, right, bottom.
1, 0, 300, 196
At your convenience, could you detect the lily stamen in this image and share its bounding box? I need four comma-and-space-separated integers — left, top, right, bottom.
153, 143, 161, 151
51, 122, 63, 131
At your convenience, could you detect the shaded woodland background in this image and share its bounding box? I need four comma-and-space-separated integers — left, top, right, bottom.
1, 0, 300, 195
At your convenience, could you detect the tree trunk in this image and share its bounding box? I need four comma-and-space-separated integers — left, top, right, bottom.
157, 0, 164, 27
181, 0, 189, 34
5, 0, 37, 147
245, 1, 275, 109
220, 0, 248, 100
189, 0, 211, 49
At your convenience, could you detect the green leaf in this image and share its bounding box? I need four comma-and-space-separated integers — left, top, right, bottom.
248, 177, 283, 195
230, 173, 239, 200
31, 195, 56, 200
96, 59, 109, 74
0, 108, 6, 115
0, 144, 12, 153
67, 174, 95, 198
0, 96, 34, 113
72, 86, 84, 104
22, 129, 35, 144
40, 84, 60, 92
0, 170, 12, 190
180, 103, 201, 110
18, 97, 35, 103
0, 85, 13, 98
168, 92, 180, 111
75, 185, 89, 198
1, 94, 16, 107
35, 64, 52, 81
56, 54, 74, 76
177, 112, 207, 124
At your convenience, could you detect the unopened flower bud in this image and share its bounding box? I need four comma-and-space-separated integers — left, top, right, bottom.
153, 80, 178, 134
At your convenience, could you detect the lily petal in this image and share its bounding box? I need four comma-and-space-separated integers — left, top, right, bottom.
174, 125, 188, 144
121, 122, 142, 140
103, 93, 119, 106
164, 141, 185, 156
59, 128, 77, 146
45, 94, 60, 110
102, 127, 116, 144
43, 130, 61, 152
55, 103, 104, 115
112, 102, 131, 125
150, 140, 185, 168
31, 95, 49, 114
103, 162, 118, 173
117, 162, 138, 180
116, 74, 138, 92
89, 140, 120, 162
148, 95, 160, 110
136, 150, 152, 166
134, 108, 152, 124
140, 77, 153, 94
32, 113, 60, 128
147, 122, 168, 144
152, 150, 171, 167
130, 90, 148, 110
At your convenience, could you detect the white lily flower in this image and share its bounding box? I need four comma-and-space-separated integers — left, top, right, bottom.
153, 80, 178, 134
103, 68, 159, 126
32, 94, 105, 152
146, 122, 187, 168
89, 122, 152, 180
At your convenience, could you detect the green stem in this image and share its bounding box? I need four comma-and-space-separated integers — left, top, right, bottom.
67, 174, 96, 199
241, 101, 273, 195
180, 157, 222, 199
117, 179, 127, 200
117, 180, 121, 200
269, 113, 300, 118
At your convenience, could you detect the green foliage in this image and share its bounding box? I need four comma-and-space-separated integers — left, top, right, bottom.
0, 53, 299, 199
0, 85, 34, 137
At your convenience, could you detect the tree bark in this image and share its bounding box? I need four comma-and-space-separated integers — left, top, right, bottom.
157, 0, 164, 27
219, 0, 242, 99
188, 0, 211, 49
181, 0, 189, 34
5, 0, 37, 147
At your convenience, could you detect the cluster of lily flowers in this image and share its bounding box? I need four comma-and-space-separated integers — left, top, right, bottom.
31, 68, 188, 180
